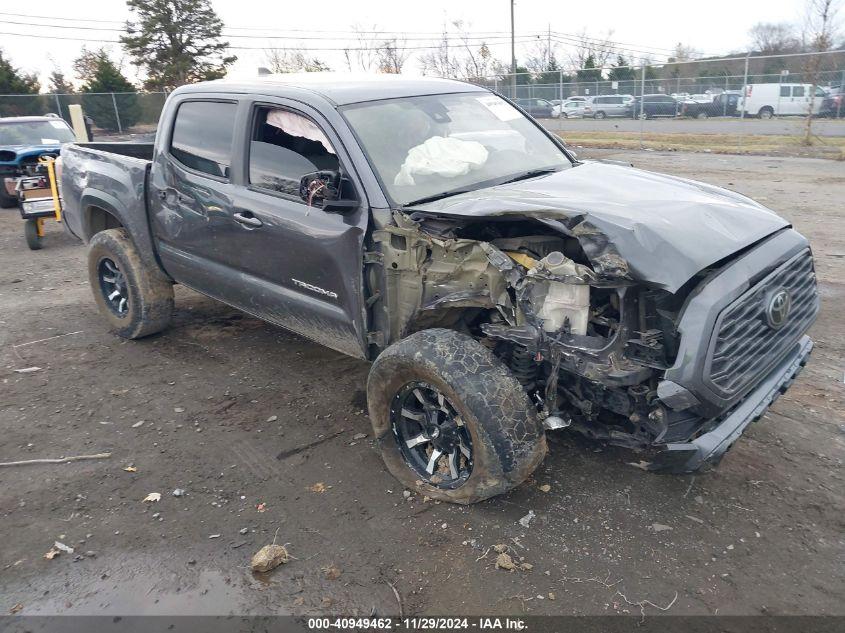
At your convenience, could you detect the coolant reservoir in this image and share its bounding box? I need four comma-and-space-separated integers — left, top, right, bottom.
534, 252, 590, 335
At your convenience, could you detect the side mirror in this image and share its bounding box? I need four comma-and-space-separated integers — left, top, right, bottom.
299, 170, 358, 214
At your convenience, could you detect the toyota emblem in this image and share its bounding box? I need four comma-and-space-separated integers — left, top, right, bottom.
766, 289, 791, 330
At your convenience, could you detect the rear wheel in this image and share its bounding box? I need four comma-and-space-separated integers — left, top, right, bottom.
367, 329, 547, 504
24, 219, 43, 250
758, 106, 774, 119
696, 111, 709, 119
0, 191, 18, 209
87, 228, 174, 339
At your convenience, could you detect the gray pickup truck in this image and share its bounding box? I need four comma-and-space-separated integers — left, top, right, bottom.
58, 74, 818, 503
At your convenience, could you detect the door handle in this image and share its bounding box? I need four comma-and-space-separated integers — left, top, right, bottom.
233, 211, 262, 228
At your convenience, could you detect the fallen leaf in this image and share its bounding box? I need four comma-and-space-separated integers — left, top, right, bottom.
538, 484, 551, 492
495, 553, 516, 570
323, 564, 342, 580
520, 562, 533, 571
548, 592, 556, 601
650, 523, 673, 532
14, 367, 41, 374
308, 482, 327, 493
493, 543, 509, 554
256, 502, 267, 512
9, 603, 23, 614
250, 544, 289, 572
293, 597, 305, 606
123, 466, 137, 473
43, 548, 60, 560
143, 492, 161, 503
53, 541, 74, 554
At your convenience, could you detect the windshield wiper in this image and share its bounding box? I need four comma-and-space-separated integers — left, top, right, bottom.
497, 167, 560, 185
402, 187, 479, 208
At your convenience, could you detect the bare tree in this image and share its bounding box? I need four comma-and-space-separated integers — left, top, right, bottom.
748, 22, 802, 54
669, 43, 700, 62
376, 38, 410, 74
342, 25, 379, 72
802, 0, 842, 143
418, 27, 459, 78
419, 21, 505, 80
265, 47, 331, 73
568, 30, 615, 74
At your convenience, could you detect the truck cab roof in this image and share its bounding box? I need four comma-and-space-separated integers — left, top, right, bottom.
176, 73, 487, 106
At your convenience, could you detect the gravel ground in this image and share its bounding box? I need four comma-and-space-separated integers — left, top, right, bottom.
0, 150, 842, 617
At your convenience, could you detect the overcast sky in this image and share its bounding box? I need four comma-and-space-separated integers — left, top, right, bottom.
0, 0, 811, 89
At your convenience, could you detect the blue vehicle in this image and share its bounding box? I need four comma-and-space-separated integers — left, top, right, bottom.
0, 116, 75, 208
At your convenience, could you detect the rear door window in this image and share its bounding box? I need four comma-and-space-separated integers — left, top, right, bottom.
170, 101, 237, 179
248, 106, 339, 200
792, 86, 805, 97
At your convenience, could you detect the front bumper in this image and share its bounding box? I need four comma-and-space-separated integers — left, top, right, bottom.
650, 335, 813, 473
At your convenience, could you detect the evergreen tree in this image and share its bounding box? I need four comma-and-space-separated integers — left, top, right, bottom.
608, 56, 636, 82
79, 51, 140, 131
121, 0, 236, 90
0, 49, 42, 116
576, 55, 603, 82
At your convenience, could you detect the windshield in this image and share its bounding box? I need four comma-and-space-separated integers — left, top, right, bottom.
0, 119, 76, 146
341, 92, 572, 206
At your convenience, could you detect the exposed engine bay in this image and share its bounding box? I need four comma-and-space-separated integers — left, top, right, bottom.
371, 210, 699, 452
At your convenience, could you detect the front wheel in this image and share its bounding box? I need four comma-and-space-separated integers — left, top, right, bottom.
0, 191, 18, 209
594, 111, 607, 120
87, 228, 174, 339
367, 329, 547, 504
24, 219, 43, 250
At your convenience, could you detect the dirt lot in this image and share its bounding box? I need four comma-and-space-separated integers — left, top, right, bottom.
1, 151, 843, 617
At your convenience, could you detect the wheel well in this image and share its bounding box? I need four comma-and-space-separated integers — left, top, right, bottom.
85, 205, 124, 240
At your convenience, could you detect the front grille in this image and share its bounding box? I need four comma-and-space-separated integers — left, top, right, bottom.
706, 248, 818, 398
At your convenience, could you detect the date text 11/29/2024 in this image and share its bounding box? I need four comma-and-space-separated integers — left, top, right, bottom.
307, 618, 526, 630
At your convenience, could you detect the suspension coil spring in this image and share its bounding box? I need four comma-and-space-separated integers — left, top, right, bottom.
510, 345, 539, 391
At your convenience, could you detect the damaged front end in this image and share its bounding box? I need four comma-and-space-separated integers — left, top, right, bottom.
369, 209, 692, 461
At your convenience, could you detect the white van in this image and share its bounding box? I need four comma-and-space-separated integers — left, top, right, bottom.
741, 83, 826, 118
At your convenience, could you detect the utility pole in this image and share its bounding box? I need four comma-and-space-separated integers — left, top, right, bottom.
510, 0, 516, 97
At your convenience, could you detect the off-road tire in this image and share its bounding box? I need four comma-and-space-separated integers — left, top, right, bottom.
87, 228, 174, 339
24, 219, 43, 250
367, 328, 547, 504
0, 191, 18, 208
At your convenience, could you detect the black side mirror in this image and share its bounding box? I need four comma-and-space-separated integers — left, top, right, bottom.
299, 170, 358, 214
299, 170, 340, 203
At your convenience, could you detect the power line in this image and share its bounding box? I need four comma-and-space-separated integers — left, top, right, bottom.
0, 29, 543, 52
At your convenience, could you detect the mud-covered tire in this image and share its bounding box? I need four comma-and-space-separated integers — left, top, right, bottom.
367, 329, 547, 504
24, 219, 43, 250
87, 228, 174, 339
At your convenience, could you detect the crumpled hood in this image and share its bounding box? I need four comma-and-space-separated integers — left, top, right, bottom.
410, 161, 789, 292
0, 144, 62, 164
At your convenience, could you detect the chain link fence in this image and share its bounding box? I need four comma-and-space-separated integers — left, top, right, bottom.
1, 50, 843, 157
0, 92, 165, 137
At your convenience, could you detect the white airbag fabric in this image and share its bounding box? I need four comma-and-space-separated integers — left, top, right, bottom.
394, 135, 488, 186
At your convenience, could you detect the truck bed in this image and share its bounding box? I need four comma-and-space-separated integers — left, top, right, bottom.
59, 142, 161, 273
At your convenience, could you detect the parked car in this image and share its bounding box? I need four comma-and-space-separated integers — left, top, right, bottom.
58, 73, 818, 503
740, 83, 826, 119
820, 85, 845, 118
516, 98, 554, 118
556, 100, 588, 118
679, 91, 742, 119
0, 115, 75, 208
627, 95, 679, 118
583, 95, 634, 119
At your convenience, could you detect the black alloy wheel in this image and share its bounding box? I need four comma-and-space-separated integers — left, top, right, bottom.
390, 382, 473, 489
98, 257, 129, 316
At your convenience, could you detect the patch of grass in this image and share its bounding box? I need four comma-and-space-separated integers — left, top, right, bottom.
557, 131, 845, 159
